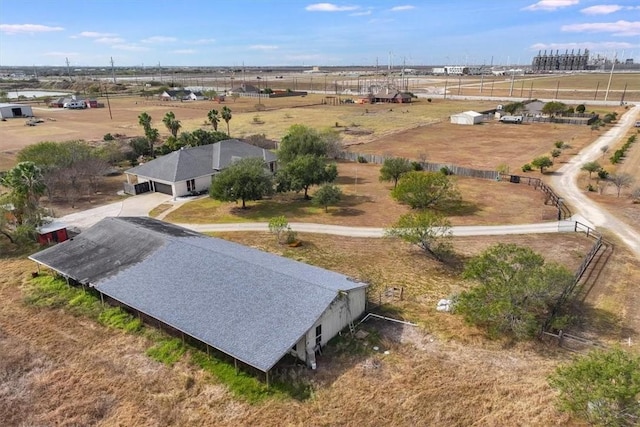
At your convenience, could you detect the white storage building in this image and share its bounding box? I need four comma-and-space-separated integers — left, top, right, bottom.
450, 111, 483, 125
0, 103, 33, 118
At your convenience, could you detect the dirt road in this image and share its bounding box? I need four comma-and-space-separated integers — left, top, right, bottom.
550, 104, 640, 258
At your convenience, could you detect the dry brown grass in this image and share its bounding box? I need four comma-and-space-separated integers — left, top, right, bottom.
164, 161, 559, 227
0, 231, 598, 426
351, 118, 599, 173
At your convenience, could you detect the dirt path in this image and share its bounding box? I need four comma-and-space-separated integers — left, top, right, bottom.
550, 104, 640, 259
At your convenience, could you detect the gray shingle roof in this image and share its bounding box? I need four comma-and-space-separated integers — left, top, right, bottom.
126, 140, 277, 183
29, 217, 366, 372
212, 139, 277, 170
126, 145, 215, 182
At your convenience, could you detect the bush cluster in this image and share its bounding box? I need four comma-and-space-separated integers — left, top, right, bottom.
610, 135, 636, 164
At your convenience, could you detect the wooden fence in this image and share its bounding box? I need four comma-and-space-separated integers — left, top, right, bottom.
500, 174, 572, 220
338, 151, 499, 180
542, 221, 611, 334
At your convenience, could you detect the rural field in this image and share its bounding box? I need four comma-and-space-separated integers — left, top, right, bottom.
1, 76, 639, 426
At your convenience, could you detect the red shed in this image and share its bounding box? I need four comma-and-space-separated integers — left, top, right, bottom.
37, 221, 69, 245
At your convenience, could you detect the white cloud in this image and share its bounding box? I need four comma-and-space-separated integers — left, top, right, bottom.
523, 0, 579, 11
531, 41, 638, 50
190, 38, 216, 45
141, 36, 177, 43
78, 31, 117, 38
305, 3, 359, 12
350, 10, 372, 16
580, 5, 622, 15
44, 51, 79, 57
171, 49, 196, 54
562, 20, 640, 36
249, 44, 279, 51
390, 5, 415, 12
112, 44, 149, 52
0, 24, 64, 34
95, 37, 124, 44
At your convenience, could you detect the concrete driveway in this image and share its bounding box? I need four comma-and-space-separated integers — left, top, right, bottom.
58, 192, 171, 230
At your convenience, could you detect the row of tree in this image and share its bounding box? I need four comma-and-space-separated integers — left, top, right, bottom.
136, 107, 233, 157
209, 125, 341, 209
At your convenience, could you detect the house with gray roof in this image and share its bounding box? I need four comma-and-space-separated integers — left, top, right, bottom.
124, 139, 277, 198
29, 217, 367, 377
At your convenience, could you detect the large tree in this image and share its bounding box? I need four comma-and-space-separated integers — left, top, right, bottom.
1, 161, 46, 229
162, 111, 181, 138
277, 154, 338, 199
207, 109, 220, 131
221, 106, 232, 136
549, 348, 640, 426
532, 156, 553, 173
312, 184, 342, 212
278, 124, 329, 164
209, 157, 273, 208
456, 243, 573, 339
542, 101, 567, 116
385, 211, 452, 261
138, 112, 159, 158
380, 157, 413, 188
610, 173, 635, 197
581, 161, 602, 179
391, 170, 460, 210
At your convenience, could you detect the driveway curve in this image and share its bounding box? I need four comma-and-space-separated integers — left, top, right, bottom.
550, 104, 640, 258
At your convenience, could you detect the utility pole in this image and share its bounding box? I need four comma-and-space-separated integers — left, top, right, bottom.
110, 57, 116, 84
509, 72, 515, 97
620, 82, 627, 104
65, 57, 72, 81
604, 53, 617, 101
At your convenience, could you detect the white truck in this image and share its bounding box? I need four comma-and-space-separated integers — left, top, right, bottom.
63, 100, 86, 109
499, 115, 523, 124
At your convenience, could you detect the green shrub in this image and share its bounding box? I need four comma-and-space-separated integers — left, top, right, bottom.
521, 163, 532, 172
440, 166, 452, 175
103, 133, 114, 141
357, 155, 368, 163
411, 161, 423, 171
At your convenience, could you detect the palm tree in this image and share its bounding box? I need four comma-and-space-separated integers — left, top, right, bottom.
207, 109, 220, 131
138, 112, 152, 132
1, 161, 46, 225
162, 111, 181, 138
221, 106, 232, 137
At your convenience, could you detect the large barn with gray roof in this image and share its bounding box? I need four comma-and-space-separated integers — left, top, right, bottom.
29, 217, 367, 377
124, 139, 277, 198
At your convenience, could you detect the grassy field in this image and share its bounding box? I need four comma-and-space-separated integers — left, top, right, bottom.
1, 231, 603, 426
1, 76, 639, 426
163, 162, 559, 226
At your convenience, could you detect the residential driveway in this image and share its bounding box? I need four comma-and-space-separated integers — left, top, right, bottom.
550, 104, 640, 259
58, 192, 171, 230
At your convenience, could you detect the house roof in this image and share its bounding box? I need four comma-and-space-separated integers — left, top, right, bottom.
453, 111, 483, 117
230, 84, 260, 93
126, 144, 216, 182
29, 217, 366, 372
212, 139, 277, 170
125, 139, 277, 182
163, 90, 191, 97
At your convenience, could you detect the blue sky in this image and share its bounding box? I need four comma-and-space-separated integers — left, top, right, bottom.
0, 0, 638, 67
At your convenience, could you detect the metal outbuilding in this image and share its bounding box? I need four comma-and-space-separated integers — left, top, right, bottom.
29, 217, 368, 379
450, 110, 483, 125
0, 103, 33, 118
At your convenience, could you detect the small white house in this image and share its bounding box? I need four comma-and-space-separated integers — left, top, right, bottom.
0, 103, 33, 118
450, 111, 483, 125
